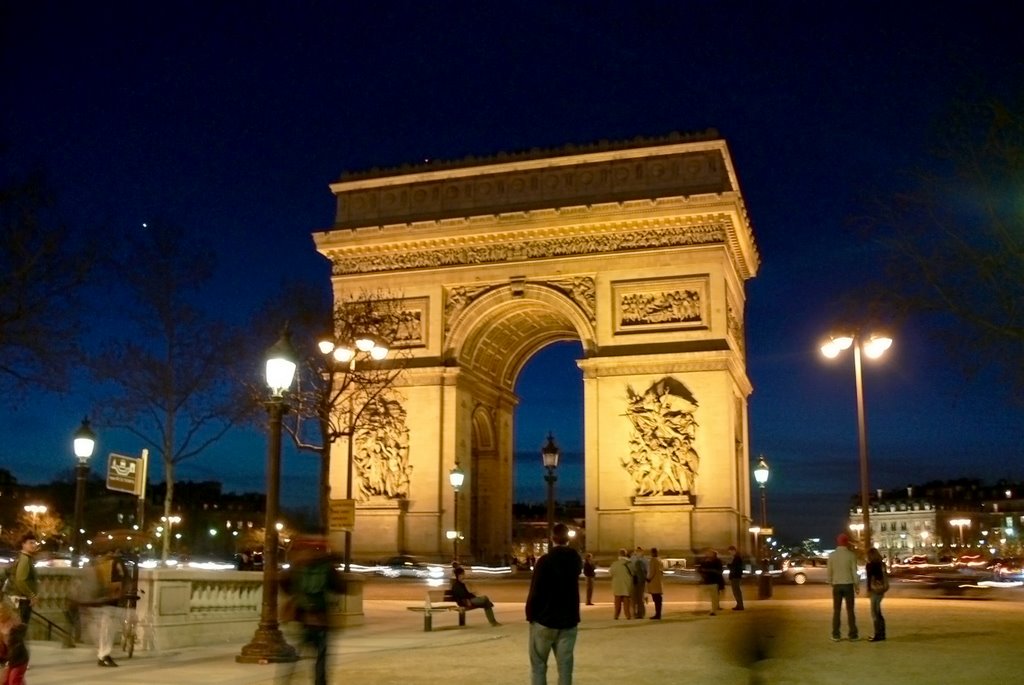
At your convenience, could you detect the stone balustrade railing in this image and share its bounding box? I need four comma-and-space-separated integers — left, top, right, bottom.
31, 566, 364, 652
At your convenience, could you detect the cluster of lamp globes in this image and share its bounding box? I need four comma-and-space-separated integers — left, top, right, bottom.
820, 333, 893, 359
263, 331, 390, 397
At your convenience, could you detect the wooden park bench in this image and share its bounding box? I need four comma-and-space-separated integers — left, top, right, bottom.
406, 589, 467, 631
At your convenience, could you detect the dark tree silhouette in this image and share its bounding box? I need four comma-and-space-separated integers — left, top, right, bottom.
0, 169, 92, 402
89, 221, 252, 561
866, 97, 1024, 402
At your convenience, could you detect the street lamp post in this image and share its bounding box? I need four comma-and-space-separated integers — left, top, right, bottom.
449, 464, 465, 563
752, 455, 772, 598
24, 504, 47, 536
950, 518, 971, 549
821, 331, 893, 552
318, 334, 389, 572
849, 522, 865, 548
753, 455, 769, 529
238, 329, 299, 664
72, 418, 96, 567
160, 515, 181, 558
541, 433, 560, 547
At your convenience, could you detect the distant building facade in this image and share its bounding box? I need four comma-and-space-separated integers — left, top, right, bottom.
849, 479, 1024, 559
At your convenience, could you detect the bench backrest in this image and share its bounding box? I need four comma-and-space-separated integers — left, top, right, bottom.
426, 589, 447, 607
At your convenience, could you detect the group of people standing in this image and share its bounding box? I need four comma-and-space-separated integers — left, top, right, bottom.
607, 546, 665, 619
828, 533, 889, 642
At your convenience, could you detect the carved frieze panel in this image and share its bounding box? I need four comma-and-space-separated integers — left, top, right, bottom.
338, 297, 427, 349
613, 277, 709, 334
392, 297, 427, 348
622, 376, 700, 497
353, 395, 412, 501
330, 222, 727, 275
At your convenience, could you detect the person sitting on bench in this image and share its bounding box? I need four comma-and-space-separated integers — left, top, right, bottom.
449, 567, 501, 626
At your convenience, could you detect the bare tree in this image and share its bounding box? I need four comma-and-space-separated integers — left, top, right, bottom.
89, 222, 250, 561
284, 292, 413, 533
865, 97, 1024, 402
0, 169, 92, 402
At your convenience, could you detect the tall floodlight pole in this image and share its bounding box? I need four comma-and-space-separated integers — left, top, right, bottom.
72, 418, 96, 567
821, 332, 893, 553
238, 329, 299, 664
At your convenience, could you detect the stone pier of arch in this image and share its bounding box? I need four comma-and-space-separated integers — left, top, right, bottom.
314, 134, 760, 563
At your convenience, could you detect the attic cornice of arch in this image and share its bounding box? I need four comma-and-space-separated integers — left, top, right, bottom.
321, 192, 736, 243
329, 137, 730, 191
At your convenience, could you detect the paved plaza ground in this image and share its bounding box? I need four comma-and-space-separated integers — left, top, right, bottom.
22, 582, 1022, 684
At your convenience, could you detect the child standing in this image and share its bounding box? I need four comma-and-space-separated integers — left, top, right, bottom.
0, 602, 29, 684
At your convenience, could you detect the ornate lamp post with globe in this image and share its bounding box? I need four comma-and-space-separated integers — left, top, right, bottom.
541, 433, 560, 547
238, 329, 299, 664
752, 455, 772, 599
448, 463, 465, 563
72, 417, 96, 567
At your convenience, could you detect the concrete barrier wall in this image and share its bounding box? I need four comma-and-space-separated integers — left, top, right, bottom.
33, 567, 364, 652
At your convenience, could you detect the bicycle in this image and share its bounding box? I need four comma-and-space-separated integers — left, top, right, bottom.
120, 592, 140, 657
119, 554, 142, 658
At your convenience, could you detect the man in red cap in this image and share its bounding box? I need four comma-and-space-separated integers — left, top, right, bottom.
827, 533, 860, 641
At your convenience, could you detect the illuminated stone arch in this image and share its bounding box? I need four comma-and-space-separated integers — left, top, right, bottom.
316, 134, 759, 561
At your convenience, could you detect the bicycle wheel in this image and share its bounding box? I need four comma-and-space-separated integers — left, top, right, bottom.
124, 621, 136, 658
121, 613, 137, 658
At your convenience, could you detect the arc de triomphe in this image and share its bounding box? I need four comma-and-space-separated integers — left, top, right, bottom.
314, 134, 760, 562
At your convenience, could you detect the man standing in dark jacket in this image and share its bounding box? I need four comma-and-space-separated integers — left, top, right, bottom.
727, 545, 745, 610
525, 523, 582, 685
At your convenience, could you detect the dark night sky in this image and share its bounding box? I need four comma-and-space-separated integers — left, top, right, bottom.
2, 2, 1021, 542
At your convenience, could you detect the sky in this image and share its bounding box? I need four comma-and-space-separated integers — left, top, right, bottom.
2, 2, 1021, 542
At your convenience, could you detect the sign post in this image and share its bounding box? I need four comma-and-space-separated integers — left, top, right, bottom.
107, 450, 149, 530
328, 499, 355, 533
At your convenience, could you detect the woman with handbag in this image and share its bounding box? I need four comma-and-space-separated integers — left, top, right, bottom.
865, 547, 889, 642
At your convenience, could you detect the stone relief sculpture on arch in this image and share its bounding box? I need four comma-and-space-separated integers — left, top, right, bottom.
622, 376, 700, 497
352, 394, 413, 500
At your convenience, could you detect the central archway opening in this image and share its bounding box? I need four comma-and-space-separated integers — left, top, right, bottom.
512, 340, 584, 560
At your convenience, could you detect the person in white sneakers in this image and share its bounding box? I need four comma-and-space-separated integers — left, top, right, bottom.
827, 533, 860, 641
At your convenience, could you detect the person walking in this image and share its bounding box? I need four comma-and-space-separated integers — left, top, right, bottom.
281, 536, 346, 685
608, 549, 633, 620
827, 533, 860, 641
865, 547, 889, 642
80, 551, 127, 667
696, 548, 724, 615
8, 533, 40, 627
582, 553, 596, 606
450, 566, 501, 626
525, 522, 583, 685
727, 545, 745, 610
646, 547, 664, 619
